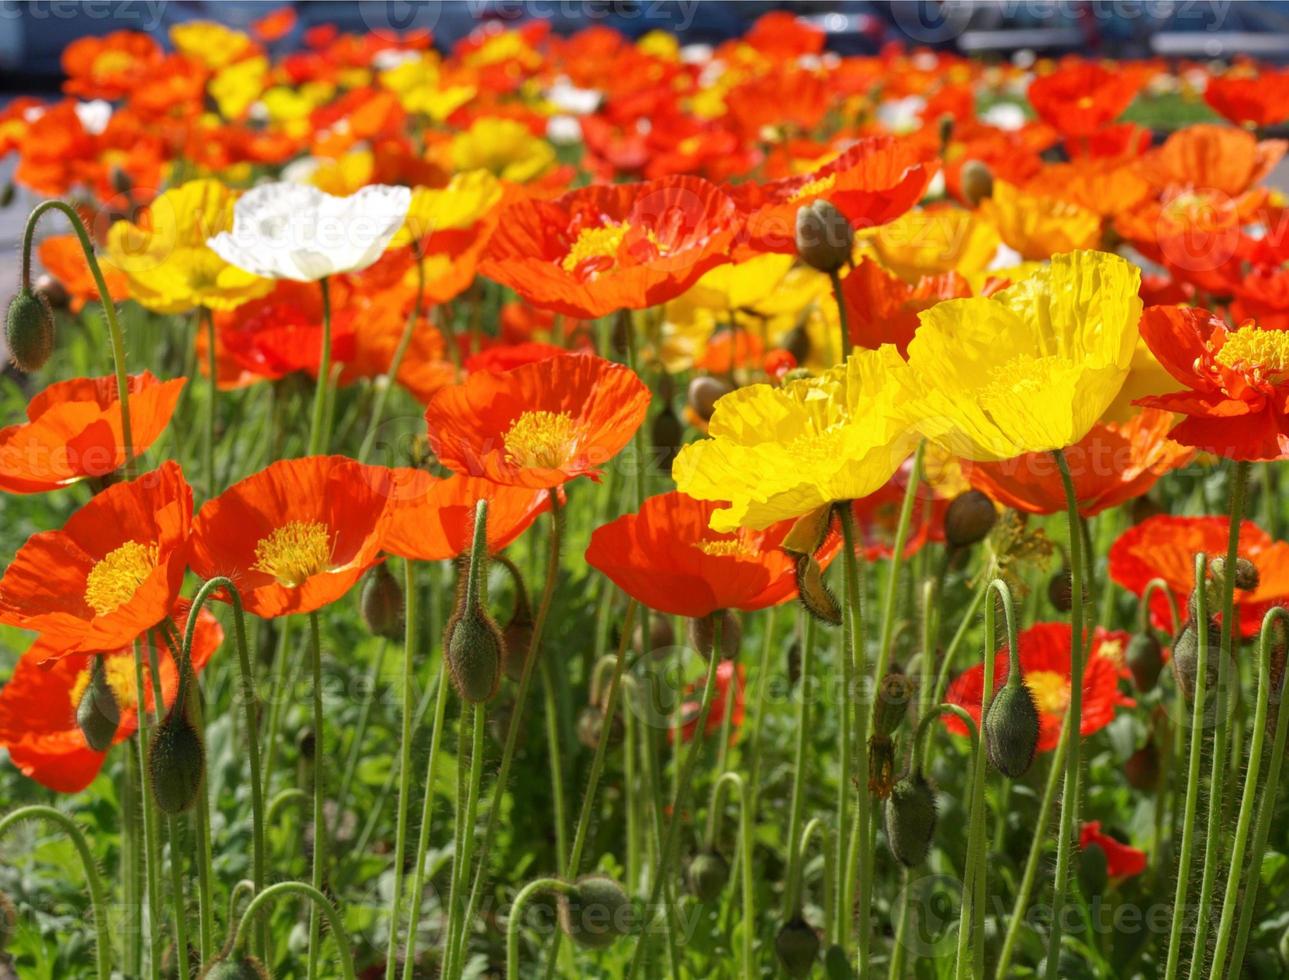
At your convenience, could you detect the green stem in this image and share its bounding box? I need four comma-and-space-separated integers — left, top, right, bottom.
202, 307, 217, 496
231, 882, 357, 980
782, 613, 816, 917
542, 659, 570, 875
386, 558, 421, 980
829, 269, 852, 360
306, 610, 328, 979
133, 643, 164, 980
0, 806, 112, 980
507, 878, 574, 978
1138, 577, 1183, 636
123, 745, 141, 978
307, 275, 332, 455
710, 772, 754, 978
445, 702, 487, 977
164, 814, 189, 980
931, 578, 989, 708
260, 616, 294, 797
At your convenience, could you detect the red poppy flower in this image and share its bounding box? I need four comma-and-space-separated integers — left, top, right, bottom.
251, 7, 297, 44
1142, 124, 1286, 199
382, 470, 551, 562
1026, 62, 1149, 138
188, 456, 394, 619
964, 409, 1193, 518
481, 175, 737, 319
944, 624, 1134, 753
0, 601, 221, 793
1135, 305, 1289, 460
841, 258, 973, 355
733, 136, 936, 256
1204, 69, 1289, 129
61, 31, 163, 100
425, 352, 650, 489
39, 235, 130, 312
1109, 514, 1289, 636
0, 373, 185, 494
849, 473, 948, 562
587, 490, 839, 619
463, 341, 565, 376
672, 660, 745, 744
1080, 822, 1147, 879
0, 462, 193, 658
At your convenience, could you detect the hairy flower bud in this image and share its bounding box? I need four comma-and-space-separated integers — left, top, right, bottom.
795, 200, 853, 273
884, 772, 937, 867
687, 375, 732, 423
984, 681, 1040, 778
1171, 618, 1222, 701
796, 554, 841, 625
6, 288, 55, 372
1210, 555, 1259, 592
558, 874, 631, 949
873, 673, 915, 738
775, 917, 821, 978
34, 273, 69, 311
944, 490, 997, 549
575, 704, 623, 751
686, 849, 729, 902
868, 733, 897, 799
633, 613, 675, 661
1048, 568, 1073, 613
149, 708, 204, 814
77, 655, 121, 752
960, 159, 995, 207
445, 500, 503, 702
1126, 632, 1164, 693
360, 562, 404, 639
688, 609, 741, 660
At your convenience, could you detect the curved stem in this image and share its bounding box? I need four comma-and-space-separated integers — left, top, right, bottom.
507, 877, 574, 979
931, 578, 989, 709
361, 242, 425, 462
306, 610, 328, 979
710, 771, 754, 978
386, 559, 421, 980
0, 806, 113, 980
307, 275, 332, 455
1138, 577, 1183, 637
231, 882, 356, 980
266, 787, 307, 826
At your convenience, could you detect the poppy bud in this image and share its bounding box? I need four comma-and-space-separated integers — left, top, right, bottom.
884, 772, 937, 866
1125, 738, 1161, 791
0, 182, 13, 208
1187, 582, 1220, 622
868, 733, 896, 799
633, 613, 674, 660
445, 500, 503, 703
944, 490, 997, 549
651, 402, 684, 472
1077, 840, 1108, 901
1048, 568, 1073, 613
360, 563, 404, 639
686, 849, 729, 902
558, 874, 631, 949
1210, 555, 1259, 592
796, 554, 841, 625
774, 917, 820, 978
576, 704, 623, 751
783, 504, 834, 558
501, 613, 534, 682
6, 287, 55, 372
937, 113, 955, 151
1171, 618, 1222, 701
0, 889, 13, 950
149, 708, 205, 814
1126, 632, 1164, 693
688, 609, 741, 660
795, 200, 853, 274
822, 943, 855, 979
984, 681, 1040, 778
77, 655, 121, 752
960, 159, 994, 206
873, 673, 915, 738
687, 375, 732, 423
34, 273, 70, 311
199, 955, 270, 979
110, 165, 133, 197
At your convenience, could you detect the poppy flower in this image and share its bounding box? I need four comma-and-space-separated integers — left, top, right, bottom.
188, 456, 394, 619
672, 660, 745, 744
425, 352, 650, 489
251, 7, 297, 44
1204, 69, 1289, 128
481, 175, 737, 319
1026, 61, 1149, 138
976, 181, 1103, 260
382, 470, 551, 562
586, 491, 839, 619
1142, 124, 1286, 199
1136, 305, 1289, 459
463, 342, 565, 375
1080, 822, 1147, 879
840, 257, 973, 355
207, 182, 412, 282
964, 409, 1192, 518
0, 373, 186, 493
861, 207, 1001, 282
38, 235, 130, 312
1109, 514, 1289, 637
447, 117, 557, 183
674, 346, 919, 532
0, 602, 221, 793
0, 462, 193, 658
900, 250, 1143, 462
61, 31, 163, 100
943, 624, 1134, 752
849, 472, 948, 562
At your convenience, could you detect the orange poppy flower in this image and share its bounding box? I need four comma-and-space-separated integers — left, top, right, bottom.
463, 341, 565, 376
944, 624, 1134, 753
188, 456, 394, 619
382, 470, 551, 561
1233, 265, 1289, 332
733, 136, 936, 255
0, 462, 193, 658
964, 409, 1192, 518
38, 236, 130, 312
840, 257, 972, 355
586, 490, 838, 619
61, 30, 163, 100
1142, 124, 1286, 199
1080, 821, 1147, 879
1109, 514, 1289, 636
0, 372, 185, 494
425, 352, 650, 489
1204, 69, 1289, 129
481, 175, 737, 318
977, 180, 1102, 260
1135, 305, 1289, 459
1114, 188, 1252, 295
1023, 158, 1153, 219
1026, 61, 1149, 138
0, 601, 221, 793
251, 6, 297, 43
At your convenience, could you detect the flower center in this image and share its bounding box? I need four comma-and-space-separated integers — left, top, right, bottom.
791, 172, 837, 202
252, 520, 333, 587
695, 538, 752, 558
68, 656, 139, 712
1025, 669, 1071, 716
504, 410, 578, 469
561, 221, 630, 276
84, 541, 159, 616
1215, 325, 1289, 378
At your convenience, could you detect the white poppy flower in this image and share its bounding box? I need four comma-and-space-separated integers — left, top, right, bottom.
207, 182, 412, 282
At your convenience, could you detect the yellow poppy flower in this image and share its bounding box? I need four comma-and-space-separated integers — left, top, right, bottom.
860, 206, 1000, 281
170, 21, 253, 70
307, 151, 375, 197
900, 250, 1142, 461
380, 55, 476, 121
105, 179, 271, 314
210, 56, 267, 121
977, 180, 1102, 260
391, 170, 503, 247
1101, 334, 1178, 423
673, 346, 919, 531
449, 118, 555, 182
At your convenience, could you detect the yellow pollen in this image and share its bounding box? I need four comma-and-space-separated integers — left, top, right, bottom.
695, 538, 751, 558
1025, 670, 1071, 716
561, 221, 630, 273
252, 520, 333, 587
1097, 637, 1124, 668
84, 541, 158, 616
791, 173, 837, 202
69, 656, 140, 713
504, 410, 578, 469
1215, 325, 1289, 376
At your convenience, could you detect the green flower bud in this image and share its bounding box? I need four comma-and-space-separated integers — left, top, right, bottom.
76, 655, 120, 752
884, 772, 937, 867
873, 673, 915, 738
944, 490, 997, 549
686, 849, 729, 902
823, 943, 856, 979
688, 609, 741, 660
558, 874, 631, 949
796, 553, 841, 625
445, 500, 503, 703
1126, 632, 1164, 693
359, 562, 404, 639
1171, 618, 1222, 702
984, 681, 1040, 778
795, 200, 853, 273
775, 917, 821, 978
6, 288, 54, 372
1211, 555, 1260, 592
149, 708, 204, 814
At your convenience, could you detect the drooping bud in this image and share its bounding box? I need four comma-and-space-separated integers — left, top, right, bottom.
199, 954, 270, 979
868, 733, 896, 799
6, 287, 55, 372
686, 849, 729, 902
984, 680, 1040, 778
884, 772, 937, 866
558, 874, 632, 949
795, 200, 853, 273
575, 704, 623, 751
359, 562, 404, 639
775, 917, 821, 978
782, 504, 834, 558
1210, 555, 1260, 592
1125, 738, 1161, 791
1077, 840, 1109, 901
873, 673, 915, 738
795, 554, 841, 625
651, 401, 684, 472
34, 273, 69, 311
687, 375, 732, 423
688, 609, 741, 660
1126, 632, 1164, 693
1048, 568, 1073, 613
149, 707, 205, 814
943, 490, 997, 549
960, 159, 995, 207
1171, 618, 1222, 701
77, 655, 121, 752
444, 500, 503, 703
